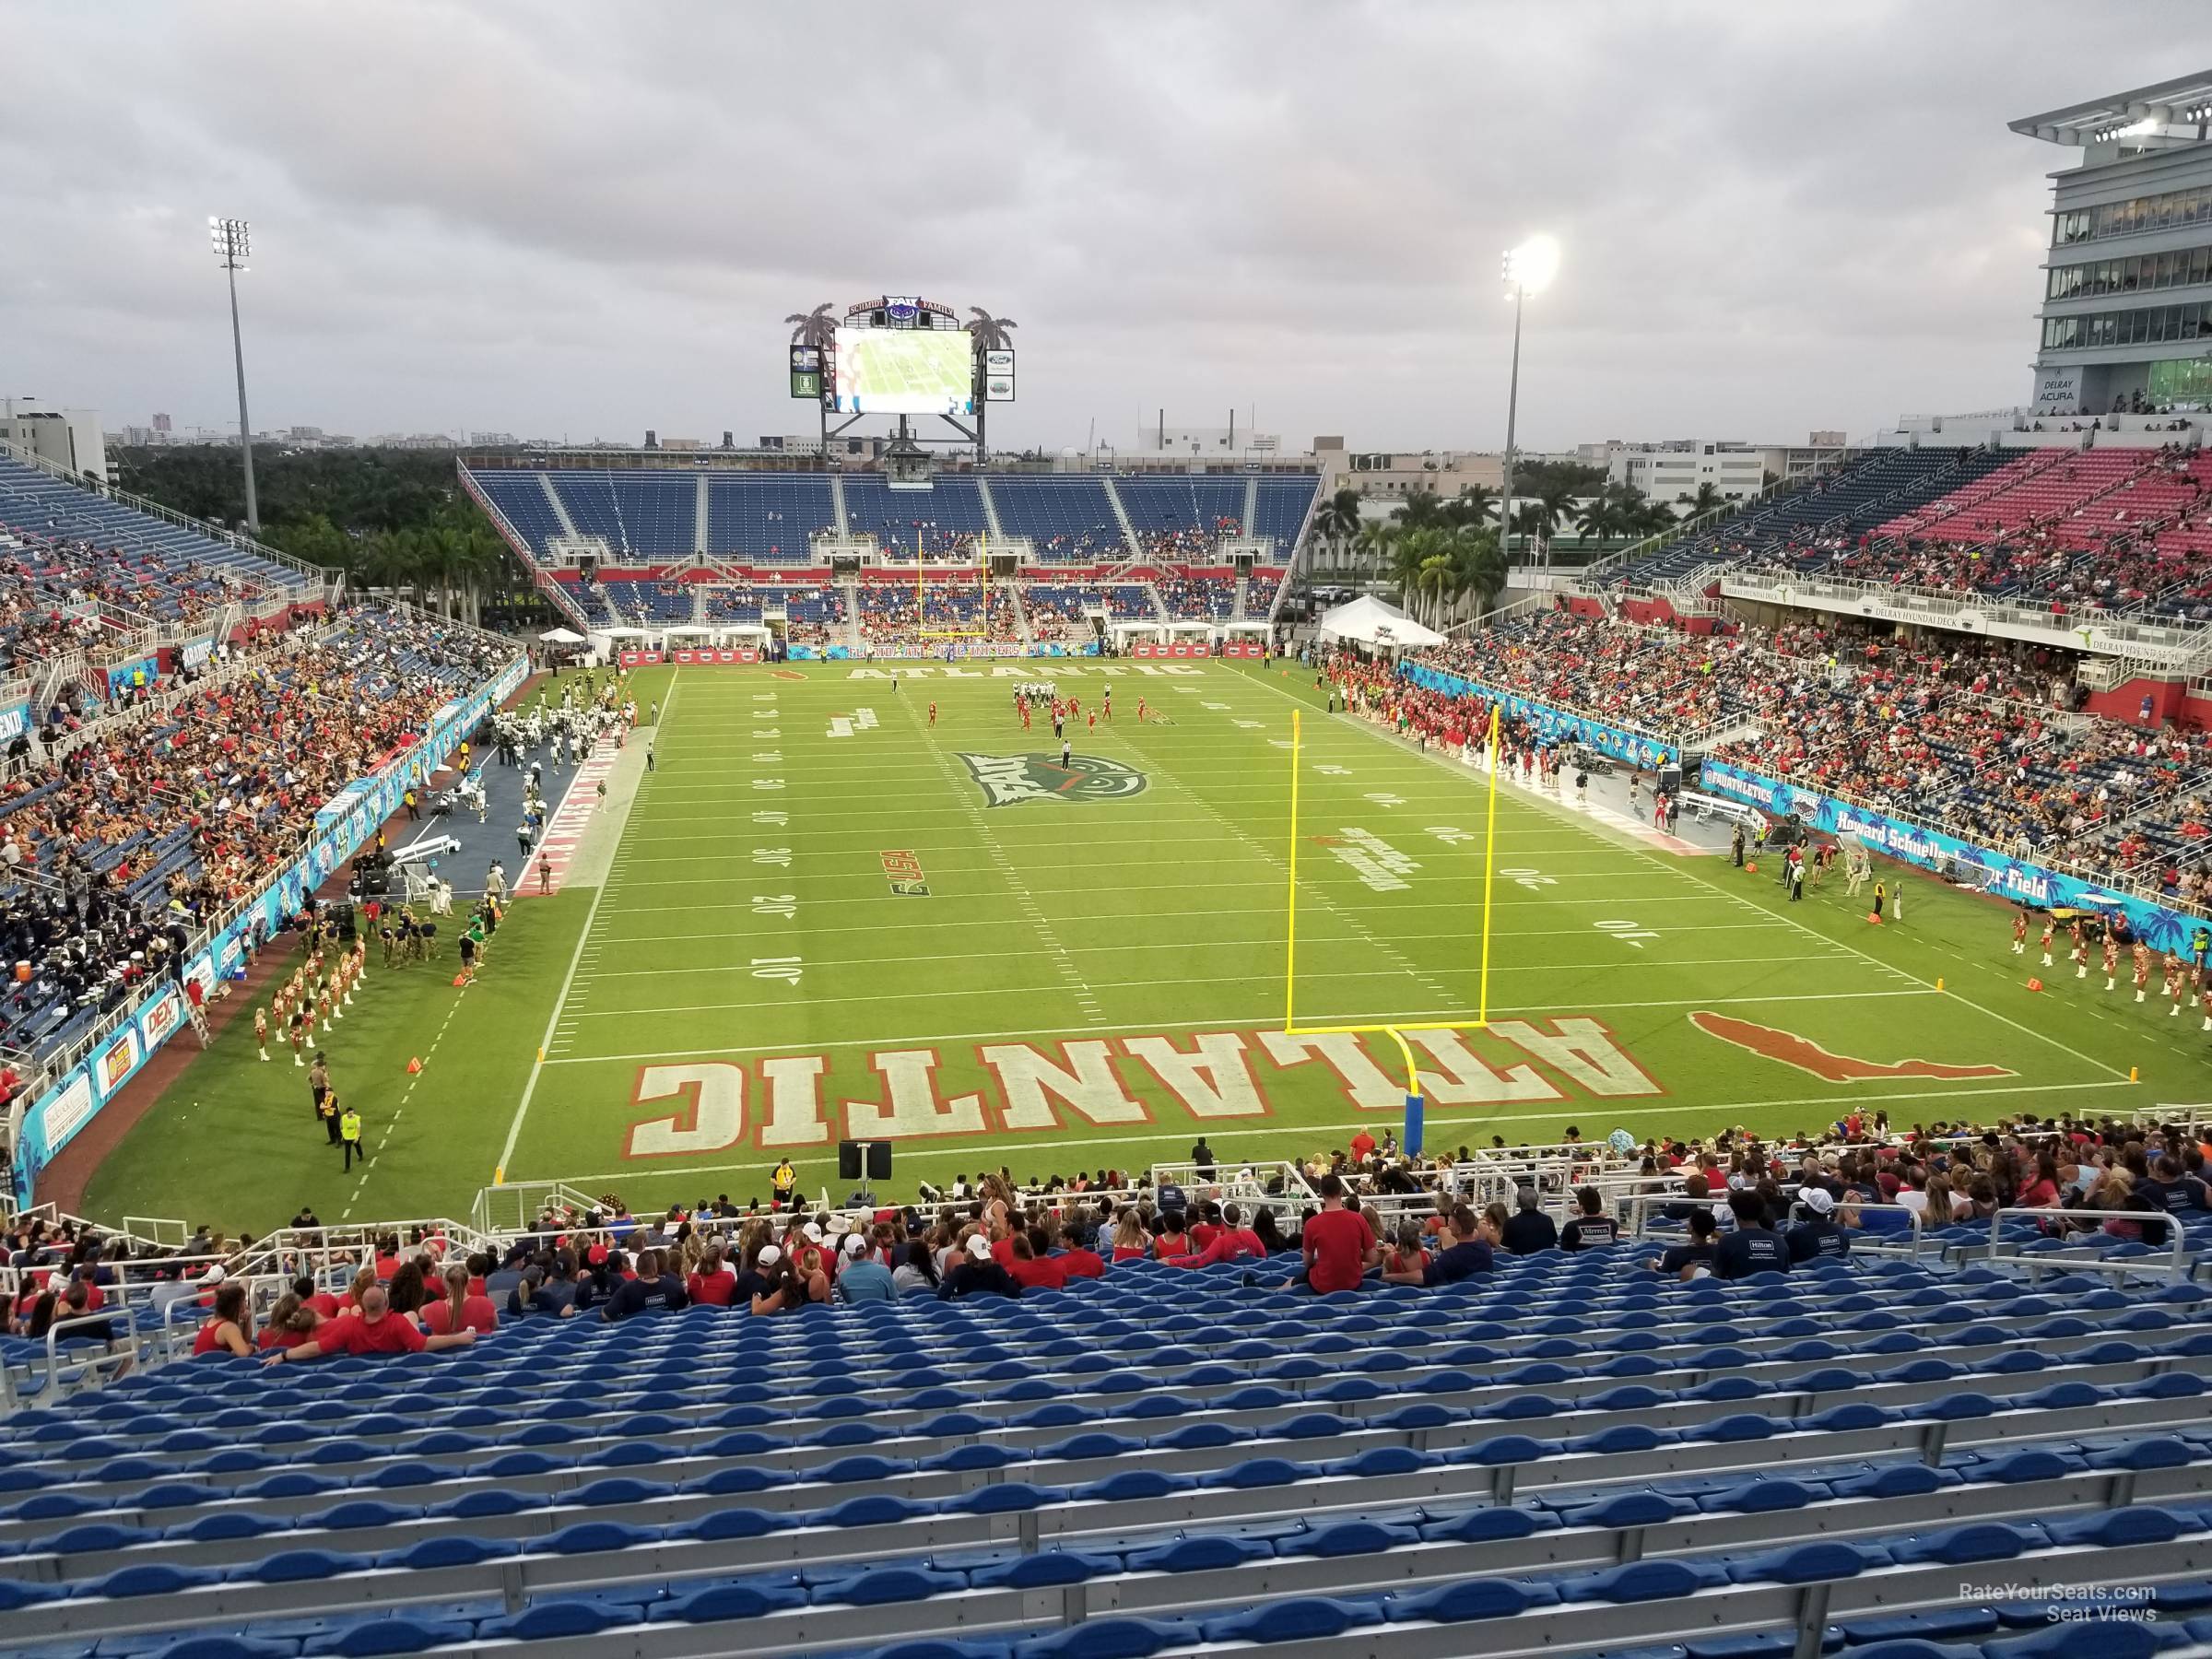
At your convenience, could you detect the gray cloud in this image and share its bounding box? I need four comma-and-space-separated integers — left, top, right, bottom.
0, 2, 2183, 449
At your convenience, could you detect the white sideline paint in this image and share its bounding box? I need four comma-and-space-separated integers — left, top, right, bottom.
496, 671, 681, 1179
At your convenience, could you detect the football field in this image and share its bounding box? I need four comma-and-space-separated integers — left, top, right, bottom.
84, 658, 2177, 1231
489, 658, 2151, 1210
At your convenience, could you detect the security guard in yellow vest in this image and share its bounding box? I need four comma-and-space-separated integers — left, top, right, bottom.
771, 1159, 797, 1209
339, 1102, 365, 1171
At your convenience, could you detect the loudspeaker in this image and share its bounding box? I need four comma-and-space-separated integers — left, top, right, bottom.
838, 1140, 892, 1182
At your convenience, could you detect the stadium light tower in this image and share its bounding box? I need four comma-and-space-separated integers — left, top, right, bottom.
209, 217, 259, 534
1500, 234, 1559, 568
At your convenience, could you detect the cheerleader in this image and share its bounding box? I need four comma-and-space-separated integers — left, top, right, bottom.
253, 1006, 271, 1062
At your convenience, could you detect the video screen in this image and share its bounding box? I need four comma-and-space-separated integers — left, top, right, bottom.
831, 325, 974, 416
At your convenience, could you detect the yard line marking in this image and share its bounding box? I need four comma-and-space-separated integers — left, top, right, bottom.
496, 669, 681, 1179
547, 982, 1925, 1035
520, 1077, 2135, 1184
594, 915, 1800, 946
586, 886, 1804, 914
569, 948, 1839, 983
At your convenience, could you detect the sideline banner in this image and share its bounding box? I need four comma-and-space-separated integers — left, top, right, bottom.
1222, 641, 1265, 659
1699, 758, 2204, 953
1402, 664, 1680, 768
9, 652, 530, 1202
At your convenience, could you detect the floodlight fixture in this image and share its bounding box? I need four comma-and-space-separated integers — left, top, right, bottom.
209, 216, 259, 532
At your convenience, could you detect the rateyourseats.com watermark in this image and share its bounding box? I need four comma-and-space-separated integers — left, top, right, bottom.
1959, 1583, 2158, 1623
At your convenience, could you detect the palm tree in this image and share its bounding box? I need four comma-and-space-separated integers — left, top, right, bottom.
1682, 481, 1728, 519
1312, 488, 1362, 574
1515, 479, 1579, 559
784, 303, 838, 351
1574, 496, 1623, 545
1392, 488, 1444, 531
1355, 520, 1397, 585
964, 308, 1018, 353
1441, 484, 1499, 532
1453, 526, 1509, 621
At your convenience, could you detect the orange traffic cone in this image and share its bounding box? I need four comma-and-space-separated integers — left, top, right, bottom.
453, 973, 468, 988
2026, 978, 2044, 993
1866, 912, 1883, 924
406, 1055, 423, 1074
1745, 861, 1758, 874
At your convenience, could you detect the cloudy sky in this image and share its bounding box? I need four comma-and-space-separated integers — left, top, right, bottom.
0, 4, 2183, 452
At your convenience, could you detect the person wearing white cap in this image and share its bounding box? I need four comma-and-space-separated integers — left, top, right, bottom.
1785, 1186, 1851, 1263
836, 1231, 894, 1304
935, 1230, 1020, 1300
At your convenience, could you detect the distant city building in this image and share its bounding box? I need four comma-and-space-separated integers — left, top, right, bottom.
1580, 435, 1850, 500
151, 412, 171, 434
1127, 420, 1281, 458
468, 431, 517, 446
1310, 435, 1504, 507
0, 399, 107, 483
2016, 70, 2212, 416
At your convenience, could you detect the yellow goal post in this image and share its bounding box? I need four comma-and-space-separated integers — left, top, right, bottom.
915, 529, 992, 640
1283, 702, 1502, 1148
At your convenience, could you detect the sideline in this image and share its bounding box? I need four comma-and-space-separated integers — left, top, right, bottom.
494, 671, 679, 1181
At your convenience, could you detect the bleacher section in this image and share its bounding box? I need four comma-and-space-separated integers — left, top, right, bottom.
600, 581, 693, 625
843, 476, 989, 559
1603, 448, 2000, 592
1253, 477, 1316, 557
988, 478, 1124, 562
1117, 477, 1247, 559
0, 454, 304, 659
704, 475, 833, 564
467, 470, 570, 560
547, 473, 696, 560
12, 1237, 2212, 1657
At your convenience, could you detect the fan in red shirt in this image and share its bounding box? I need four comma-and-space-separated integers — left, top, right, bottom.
1349, 1129, 1377, 1163
686, 1244, 739, 1307
261, 1287, 476, 1366
191, 1283, 253, 1358
1005, 1233, 1065, 1291
1298, 1175, 1378, 1294
1166, 1204, 1268, 1270
297, 1274, 343, 1321
419, 1265, 499, 1336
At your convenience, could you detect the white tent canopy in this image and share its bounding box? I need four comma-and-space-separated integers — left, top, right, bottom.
1314, 595, 1445, 650
537, 627, 587, 644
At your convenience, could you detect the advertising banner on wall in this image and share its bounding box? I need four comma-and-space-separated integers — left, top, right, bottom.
1698, 758, 2205, 953
1402, 664, 1680, 768
9, 651, 529, 1202
104, 657, 159, 700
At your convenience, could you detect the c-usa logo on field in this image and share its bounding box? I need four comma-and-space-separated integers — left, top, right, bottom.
956, 752, 1148, 808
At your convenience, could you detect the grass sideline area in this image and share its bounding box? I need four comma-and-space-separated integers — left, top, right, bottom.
84, 659, 2175, 1233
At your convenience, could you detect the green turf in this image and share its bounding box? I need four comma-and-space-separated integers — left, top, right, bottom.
87, 658, 2186, 1233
